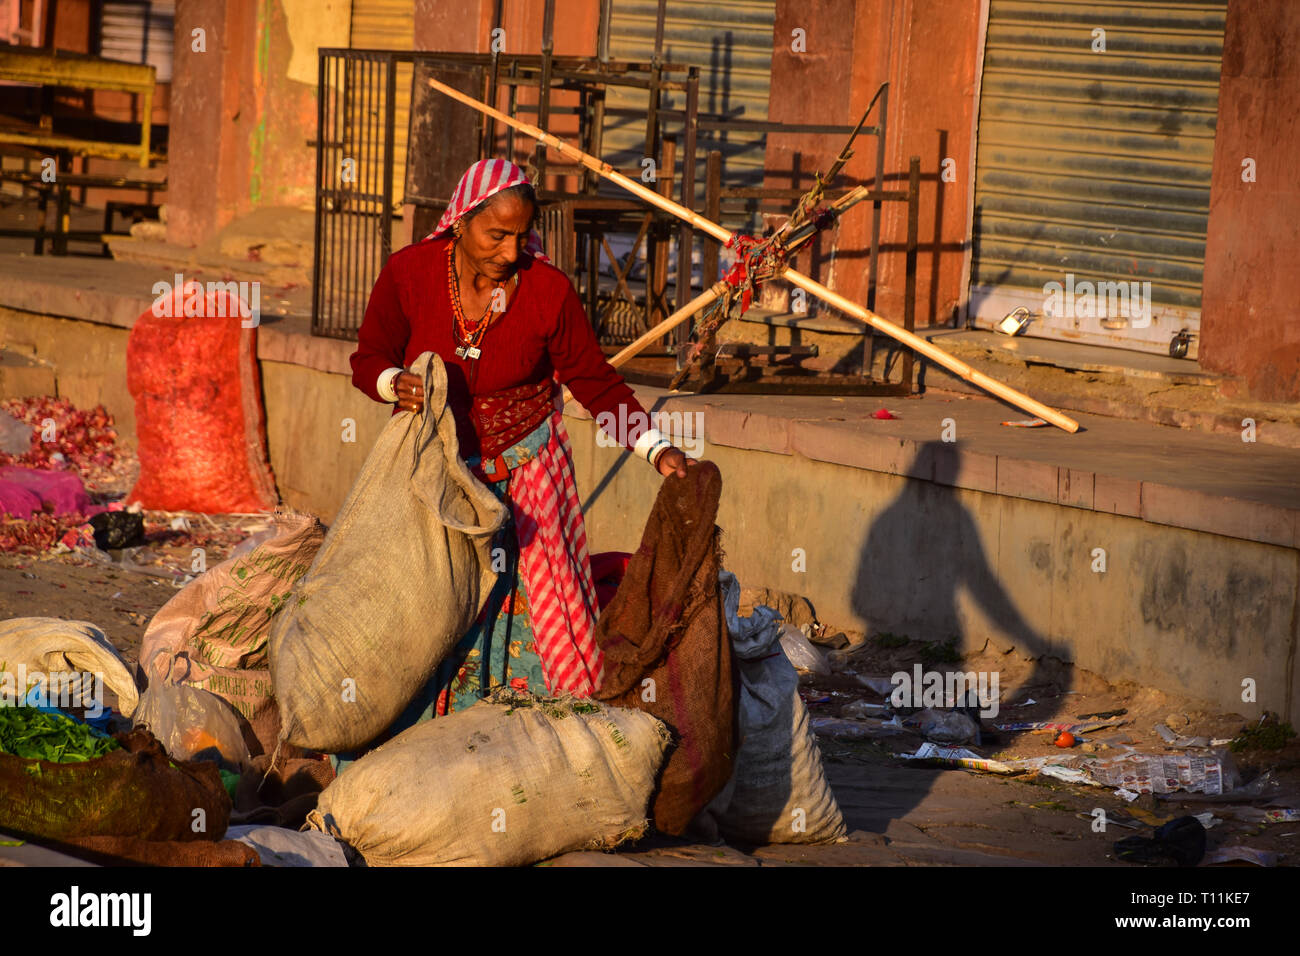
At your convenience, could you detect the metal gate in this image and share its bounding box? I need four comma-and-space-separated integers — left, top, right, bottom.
970, 0, 1229, 356
312, 50, 402, 340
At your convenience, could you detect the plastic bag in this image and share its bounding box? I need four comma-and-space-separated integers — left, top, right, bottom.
778, 623, 829, 677
133, 651, 251, 771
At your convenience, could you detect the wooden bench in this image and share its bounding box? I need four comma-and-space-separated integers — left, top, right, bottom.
0, 47, 161, 168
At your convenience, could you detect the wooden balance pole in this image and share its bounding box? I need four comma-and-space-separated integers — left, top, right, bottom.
561, 281, 728, 405
429, 77, 1080, 433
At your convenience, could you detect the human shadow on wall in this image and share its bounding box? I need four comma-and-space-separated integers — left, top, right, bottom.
836, 439, 1071, 839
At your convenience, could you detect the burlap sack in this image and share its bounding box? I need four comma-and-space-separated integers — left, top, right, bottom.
61, 835, 261, 867
697, 571, 847, 845
139, 510, 325, 754
0, 617, 139, 717
307, 692, 670, 867
270, 352, 508, 753
592, 461, 736, 835
0, 727, 231, 843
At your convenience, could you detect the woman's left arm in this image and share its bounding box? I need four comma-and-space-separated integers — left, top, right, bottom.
547, 282, 691, 476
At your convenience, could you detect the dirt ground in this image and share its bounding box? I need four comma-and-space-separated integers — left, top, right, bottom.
4, 543, 1297, 868
3, 428, 1295, 867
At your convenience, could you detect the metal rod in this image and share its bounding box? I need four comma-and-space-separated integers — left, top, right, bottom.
425, 75, 1081, 432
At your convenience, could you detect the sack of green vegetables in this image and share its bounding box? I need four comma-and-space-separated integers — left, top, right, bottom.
0, 708, 232, 843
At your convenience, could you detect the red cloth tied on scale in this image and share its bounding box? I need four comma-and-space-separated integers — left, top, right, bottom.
723, 234, 764, 314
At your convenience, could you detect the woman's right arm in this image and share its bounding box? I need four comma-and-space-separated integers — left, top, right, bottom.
349, 261, 410, 404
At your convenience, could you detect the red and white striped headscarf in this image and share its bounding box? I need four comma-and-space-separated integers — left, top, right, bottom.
426, 158, 548, 260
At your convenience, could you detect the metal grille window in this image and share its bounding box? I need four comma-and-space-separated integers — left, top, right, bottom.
970, 0, 1229, 356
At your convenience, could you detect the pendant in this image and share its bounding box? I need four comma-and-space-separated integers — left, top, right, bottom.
466, 346, 482, 360
455, 345, 467, 359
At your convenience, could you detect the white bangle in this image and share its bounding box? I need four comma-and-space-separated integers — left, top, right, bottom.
377, 367, 403, 403
633, 427, 669, 464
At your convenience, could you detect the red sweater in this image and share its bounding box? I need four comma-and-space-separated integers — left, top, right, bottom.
350, 237, 648, 460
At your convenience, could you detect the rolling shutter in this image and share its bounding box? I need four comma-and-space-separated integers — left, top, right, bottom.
604, 0, 776, 224
101, 0, 175, 82
349, 0, 414, 208
970, 0, 1229, 355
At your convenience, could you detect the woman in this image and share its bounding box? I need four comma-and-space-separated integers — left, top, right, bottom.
348, 158, 690, 742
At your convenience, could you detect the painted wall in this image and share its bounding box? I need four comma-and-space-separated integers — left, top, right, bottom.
168, 0, 349, 247
1199, 0, 1300, 403
765, 0, 981, 328
567, 414, 1299, 726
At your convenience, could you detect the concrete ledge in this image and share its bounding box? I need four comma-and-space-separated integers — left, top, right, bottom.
6, 277, 1300, 555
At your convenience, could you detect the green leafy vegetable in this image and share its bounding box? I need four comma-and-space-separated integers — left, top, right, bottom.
0, 707, 120, 763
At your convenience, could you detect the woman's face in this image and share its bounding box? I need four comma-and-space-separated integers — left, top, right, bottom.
458, 192, 536, 282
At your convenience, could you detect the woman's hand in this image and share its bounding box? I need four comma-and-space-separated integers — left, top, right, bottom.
655, 447, 696, 478
394, 371, 425, 413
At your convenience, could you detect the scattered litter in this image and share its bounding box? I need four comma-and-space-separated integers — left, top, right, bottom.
870, 408, 897, 420
1193, 812, 1221, 829
1263, 809, 1300, 823
1001, 418, 1048, 427
811, 716, 902, 740
1039, 765, 1099, 787
908, 707, 980, 745
1115, 788, 1140, 803
1086, 750, 1239, 795
1078, 708, 1127, 720
1077, 810, 1142, 830
856, 676, 896, 696
778, 623, 829, 677
996, 718, 1128, 734
898, 742, 1019, 775
1155, 723, 1211, 749
840, 700, 891, 719
1011, 698, 1037, 707
1054, 731, 1077, 748
1202, 846, 1278, 867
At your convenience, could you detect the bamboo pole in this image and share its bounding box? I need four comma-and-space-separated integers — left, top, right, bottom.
429, 77, 1080, 433
562, 281, 728, 405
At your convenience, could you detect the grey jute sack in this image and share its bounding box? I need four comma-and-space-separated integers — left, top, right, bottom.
307, 692, 671, 866
269, 352, 508, 753
697, 571, 847, 845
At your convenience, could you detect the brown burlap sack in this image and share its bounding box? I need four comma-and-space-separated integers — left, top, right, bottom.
61, 835, 261, 867
232, 754, 335, 830
140, 509, 325, 756
0, 727, 232, 843
592, 461, 736, 835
